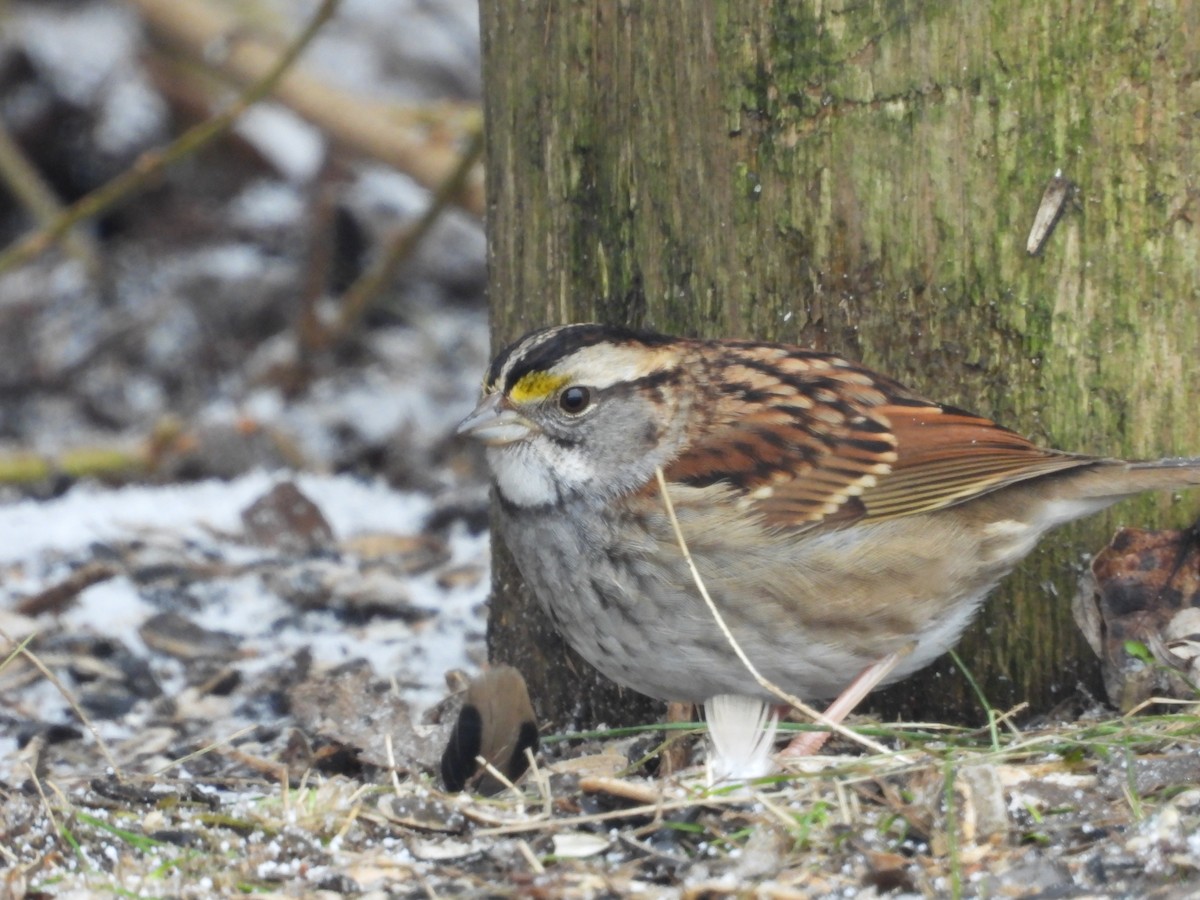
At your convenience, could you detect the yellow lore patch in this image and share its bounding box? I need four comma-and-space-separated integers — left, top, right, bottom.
509, 371, 569, 403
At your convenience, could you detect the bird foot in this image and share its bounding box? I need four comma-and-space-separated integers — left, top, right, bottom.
778, 646, 910, 757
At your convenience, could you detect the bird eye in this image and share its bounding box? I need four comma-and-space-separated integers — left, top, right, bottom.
558, 386, 591, 415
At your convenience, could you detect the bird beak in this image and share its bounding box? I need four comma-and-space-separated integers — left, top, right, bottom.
457, 392, 536, 445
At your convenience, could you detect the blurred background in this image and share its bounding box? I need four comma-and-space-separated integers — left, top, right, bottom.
0, 0, 488, 498
0, 0, 500, 783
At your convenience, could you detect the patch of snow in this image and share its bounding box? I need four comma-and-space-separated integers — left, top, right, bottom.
294, 0, 481, 102
61, 576, 157, 658
0, 472, 451, 565
0, 473, 269, 564
94, 73, 167, 154
14, 4, 140, 105
346, 165, 431, 220
230, 181, 307, 230
234, 103, 327, 184
179, 243, 273, 283
0, 472, 489, 727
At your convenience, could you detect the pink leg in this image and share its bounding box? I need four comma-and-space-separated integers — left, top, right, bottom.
779, 650, 905, 757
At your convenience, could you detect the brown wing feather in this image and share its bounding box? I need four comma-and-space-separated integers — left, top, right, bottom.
858, 403, 1098, 520
662, 346, 899, 526
660, 343, 1099, 530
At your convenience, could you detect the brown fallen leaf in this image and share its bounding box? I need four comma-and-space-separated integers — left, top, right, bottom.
14, 562, 117, 617
340, 532, 451, 575
241, 480, 333, 554
1072, 523, 1200, 711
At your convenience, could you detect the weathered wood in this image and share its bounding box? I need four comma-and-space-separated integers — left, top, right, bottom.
479, 1, 1200, 727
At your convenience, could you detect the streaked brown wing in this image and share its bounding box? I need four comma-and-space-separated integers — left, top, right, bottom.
662, 347, 899, 526
661, 344, 1097, 530
857, 402, 1096, 521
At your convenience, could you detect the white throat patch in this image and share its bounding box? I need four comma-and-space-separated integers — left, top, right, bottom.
487, 441, 597, 507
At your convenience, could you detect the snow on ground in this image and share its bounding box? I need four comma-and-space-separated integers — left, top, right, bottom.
0, 472, 491, 781
1, 472, 430, 564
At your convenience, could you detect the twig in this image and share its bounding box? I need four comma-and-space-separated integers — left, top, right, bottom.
475, 754, 527, 803
1121, 742, 1145, 821
832, 776, 852, 825
516, 839, 545, 874
14, 563, 118, 617
328, 127, 485, 344
0, 121, 102, 276
151, 723, 258, 777
526, 746, 553, 820
129, 0, 483, 214
0, 0, 342, 276
25, 765, 63, 847
652, 467, 894, 757
0, 446, 149, 487
281, 751, 293, 820
473, 780, 902, 837
990, 701, 1029, 733
1123, 695, 1199, 717
753, 786, 807, 834
384, 733, 406, 799
0, 631, 35, 674
333, 795, 364, 845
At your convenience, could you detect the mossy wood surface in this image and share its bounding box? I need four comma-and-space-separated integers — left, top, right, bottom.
479, 1, 1200, 727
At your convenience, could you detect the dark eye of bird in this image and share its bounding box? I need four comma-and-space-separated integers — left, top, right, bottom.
558, 386, 591, 415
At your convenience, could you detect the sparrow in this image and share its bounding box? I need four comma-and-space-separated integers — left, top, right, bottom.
459, 323, 1200, 747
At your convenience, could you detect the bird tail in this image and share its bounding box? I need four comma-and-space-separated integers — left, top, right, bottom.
1113, 457, 1200, 493
1064, 457, 1200, 503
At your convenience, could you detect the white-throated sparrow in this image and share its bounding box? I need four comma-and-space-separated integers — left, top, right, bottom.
459, 323, 1200, 719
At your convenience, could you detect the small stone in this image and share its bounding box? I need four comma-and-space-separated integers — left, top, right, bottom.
139, 612, 241, 662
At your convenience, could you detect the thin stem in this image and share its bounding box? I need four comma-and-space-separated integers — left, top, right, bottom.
330, 128, 485, 343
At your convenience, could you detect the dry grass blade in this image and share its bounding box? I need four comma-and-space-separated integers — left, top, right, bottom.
0, 625, 124, 780
0, 630, 35, 675
525, 746, 553, 819
385, 732, 405, 798
1124, 696, 1200, 717
25, 764, 59, 831
474, 755, 524, 801
151, 724, 258, 777
652, 466, 896, 757
516, 839, 545, 874
473, 788, 768, 837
